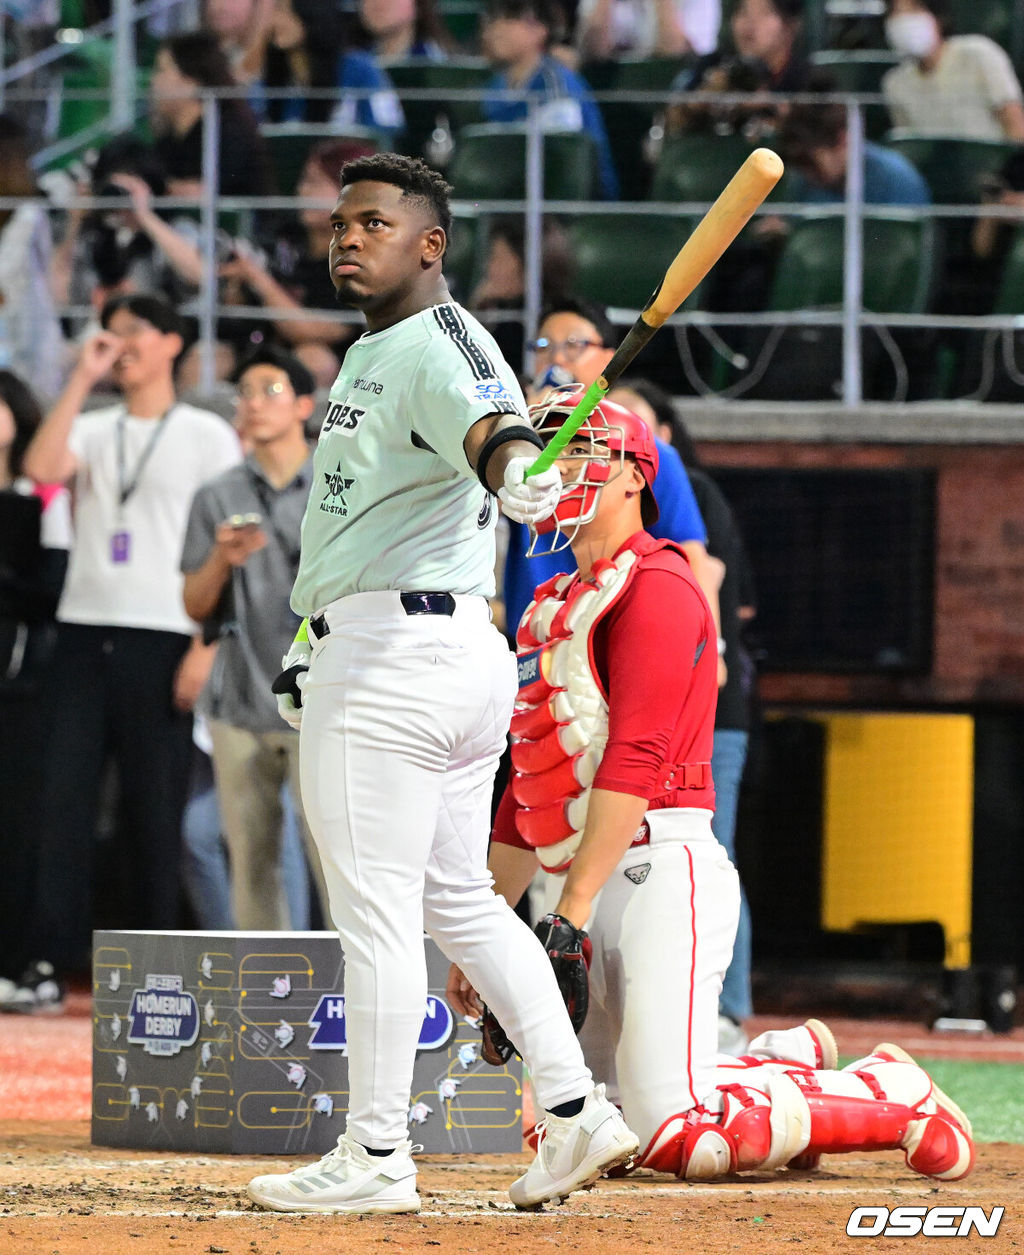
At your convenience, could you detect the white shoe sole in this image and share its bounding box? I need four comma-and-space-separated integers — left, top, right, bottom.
804, 1018, 838, 1071
873, 1042, 973, 1139
511, 1130, 640, 1209
247, 1184, 420, 1214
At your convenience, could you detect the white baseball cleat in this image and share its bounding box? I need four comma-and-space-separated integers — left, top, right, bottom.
509, 1083, 640, 1209
247, 1133, 420, 1213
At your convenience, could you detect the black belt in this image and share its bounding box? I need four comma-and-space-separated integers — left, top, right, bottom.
308, 592, 456, 639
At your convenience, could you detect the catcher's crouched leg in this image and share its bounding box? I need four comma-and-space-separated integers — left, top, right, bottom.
637, 1073, 812, 1180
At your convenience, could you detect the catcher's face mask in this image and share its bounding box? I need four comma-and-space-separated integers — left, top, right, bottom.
526, 387, 660, 556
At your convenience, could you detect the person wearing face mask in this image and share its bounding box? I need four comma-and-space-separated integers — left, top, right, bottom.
882, 0, 1024, 142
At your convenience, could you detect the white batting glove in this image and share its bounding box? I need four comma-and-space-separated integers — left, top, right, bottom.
497, 457, 563, 525
271, 619, 312, 730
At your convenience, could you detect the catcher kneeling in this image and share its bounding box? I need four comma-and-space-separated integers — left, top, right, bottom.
448, 390, 974, 1183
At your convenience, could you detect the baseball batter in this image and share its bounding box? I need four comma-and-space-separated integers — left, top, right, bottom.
246, 154, 637, 1216
448, 391, 975, 1183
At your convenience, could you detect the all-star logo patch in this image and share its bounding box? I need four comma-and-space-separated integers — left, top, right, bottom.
624, 863, 651, 885
320, 463, 355, 516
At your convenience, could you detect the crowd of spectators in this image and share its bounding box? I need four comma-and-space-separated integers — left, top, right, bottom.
2, 0, 1024, 1018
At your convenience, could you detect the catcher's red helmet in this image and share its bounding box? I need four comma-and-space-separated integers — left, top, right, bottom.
529, 387, 660, 527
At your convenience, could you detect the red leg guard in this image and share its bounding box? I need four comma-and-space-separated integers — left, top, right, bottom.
803, 1090, 975, 1180
804, 1091, 915, 1153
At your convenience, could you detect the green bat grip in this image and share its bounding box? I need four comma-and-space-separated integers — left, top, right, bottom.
524, 316, 661, 478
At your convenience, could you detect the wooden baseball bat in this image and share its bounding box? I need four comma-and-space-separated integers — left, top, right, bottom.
525, 146, 784, 477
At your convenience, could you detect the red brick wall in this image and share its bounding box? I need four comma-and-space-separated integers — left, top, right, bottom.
701, 441, 1024, 706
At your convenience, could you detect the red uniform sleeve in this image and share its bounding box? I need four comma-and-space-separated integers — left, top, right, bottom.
490, 777, 531, 849
592, 563, 718, 801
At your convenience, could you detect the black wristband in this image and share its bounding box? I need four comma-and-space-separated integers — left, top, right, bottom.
475, 424, 545, 492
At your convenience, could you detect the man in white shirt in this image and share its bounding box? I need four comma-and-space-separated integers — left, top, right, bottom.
15, 294, 240, 1007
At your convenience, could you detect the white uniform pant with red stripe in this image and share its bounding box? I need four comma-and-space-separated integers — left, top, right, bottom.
299, 591, 592, 1149
543, 808, 740, 1151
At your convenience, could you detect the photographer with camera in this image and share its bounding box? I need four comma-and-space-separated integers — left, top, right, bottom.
665, 0, 809, 138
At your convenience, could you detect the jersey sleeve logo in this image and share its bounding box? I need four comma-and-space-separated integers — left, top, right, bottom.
456, 378, 522, 414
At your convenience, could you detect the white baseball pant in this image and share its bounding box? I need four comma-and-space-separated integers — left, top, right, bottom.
299, 591, 592, 1148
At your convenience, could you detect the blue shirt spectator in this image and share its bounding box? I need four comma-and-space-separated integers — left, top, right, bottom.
779, 99, 932, 207
503, 435, 705, 633
260, 0, 405, 137
798, 141, 931, 206
481, 0, 620, 199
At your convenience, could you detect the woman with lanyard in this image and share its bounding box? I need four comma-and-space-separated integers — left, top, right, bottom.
8, 294, 240, 1012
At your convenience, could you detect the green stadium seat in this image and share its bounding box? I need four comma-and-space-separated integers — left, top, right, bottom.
384, 59, 490, 159
439, 0, 486, 49
948, 0, 1016, 52
808, 50, 901, 139
448, 124, 598, 201
770, 213, 937, 313
566, 211, 698, 309
991, 224, 1024, 314
259, 124, 386, 194
883, 132, 1018, 204
650, 130, 794, 203
443, 208, 487, 302
582, 55, 691, 198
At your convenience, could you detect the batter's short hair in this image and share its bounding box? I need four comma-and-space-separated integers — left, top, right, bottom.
340, 153, 453, 247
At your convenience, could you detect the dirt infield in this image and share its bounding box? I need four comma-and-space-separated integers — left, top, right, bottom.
3, 1122, 1022, 1255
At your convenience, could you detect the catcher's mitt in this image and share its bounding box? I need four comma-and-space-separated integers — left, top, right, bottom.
535, 912, 590, 1033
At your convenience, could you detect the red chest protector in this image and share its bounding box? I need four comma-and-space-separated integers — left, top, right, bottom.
511, 536, 711, 872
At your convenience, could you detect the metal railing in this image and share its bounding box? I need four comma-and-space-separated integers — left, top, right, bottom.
3, 72, 1024, 402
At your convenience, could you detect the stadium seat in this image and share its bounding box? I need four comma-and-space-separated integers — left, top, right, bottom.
883, 132, 1018, 204
733, 213, 938, 401
808, 51, 901, 139
650, 130, 794, 203
447, 124, 598, 201
947, 0, 1016, 52
583, 56, 690, 197
443, 208, 487, 302
259, 123, 385, 194
567, 211, 698, 309
384, 59, 490, 160
770, 213, 937, 313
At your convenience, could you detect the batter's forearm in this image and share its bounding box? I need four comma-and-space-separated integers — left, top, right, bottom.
556, 788, 650, 928
463, 413, 544, 494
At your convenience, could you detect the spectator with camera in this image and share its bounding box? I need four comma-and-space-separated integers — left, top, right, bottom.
666, 0, 808, 137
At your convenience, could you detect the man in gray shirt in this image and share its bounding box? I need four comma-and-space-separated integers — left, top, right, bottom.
181, 346, 328, 929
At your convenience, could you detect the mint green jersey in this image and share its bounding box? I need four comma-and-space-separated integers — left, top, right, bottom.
291, 302, 527, 615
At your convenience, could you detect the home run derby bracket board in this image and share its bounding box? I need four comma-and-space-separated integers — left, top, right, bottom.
90, 930, 522, 1154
